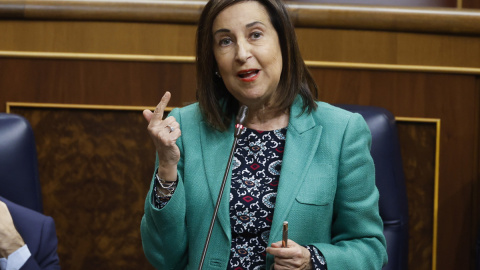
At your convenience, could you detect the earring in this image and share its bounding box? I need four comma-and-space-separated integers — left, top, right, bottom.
215, 71, 221, 78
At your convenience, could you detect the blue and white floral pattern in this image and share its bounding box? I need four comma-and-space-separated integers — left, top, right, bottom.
229, 128, 286, 269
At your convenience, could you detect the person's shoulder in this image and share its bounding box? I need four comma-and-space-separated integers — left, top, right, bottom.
1, 197, 59, 268
1, 196, 56, 245
312, 101, 357, 124
169, 102, 201, 120
0, 196, 51, 224
170, 102, 199, 113
312, 102, 371, 138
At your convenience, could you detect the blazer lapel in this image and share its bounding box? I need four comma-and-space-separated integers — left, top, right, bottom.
199, 120, 235, 239
269, 98, 323, 244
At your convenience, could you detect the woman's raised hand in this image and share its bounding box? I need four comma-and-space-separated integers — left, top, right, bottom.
143, 91, 181, 182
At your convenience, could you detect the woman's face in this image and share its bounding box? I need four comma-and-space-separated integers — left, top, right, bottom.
212, 1, 282, 109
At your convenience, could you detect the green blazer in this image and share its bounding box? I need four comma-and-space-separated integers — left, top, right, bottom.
141, 97, 387, 269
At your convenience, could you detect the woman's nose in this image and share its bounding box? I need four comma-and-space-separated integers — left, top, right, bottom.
235, 40, 252, 63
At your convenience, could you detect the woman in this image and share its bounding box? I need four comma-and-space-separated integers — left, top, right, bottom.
141, 0, 387, 269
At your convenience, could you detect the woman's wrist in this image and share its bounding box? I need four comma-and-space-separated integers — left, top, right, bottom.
157, 164, 177, 182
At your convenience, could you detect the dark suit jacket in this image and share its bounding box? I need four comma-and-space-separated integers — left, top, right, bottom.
1, 197, 60, 270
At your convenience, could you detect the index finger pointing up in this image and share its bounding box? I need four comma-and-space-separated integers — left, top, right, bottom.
152, 91, 172, 119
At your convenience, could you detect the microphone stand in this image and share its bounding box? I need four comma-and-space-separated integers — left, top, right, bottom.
198, 106, 248, 270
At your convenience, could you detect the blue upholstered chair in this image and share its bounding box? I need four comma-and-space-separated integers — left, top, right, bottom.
0, 113, 43, 213
335, 105, 409, 270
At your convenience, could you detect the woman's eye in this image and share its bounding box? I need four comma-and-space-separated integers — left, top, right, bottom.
219, 38, 232, 46
251, 32, 262, 39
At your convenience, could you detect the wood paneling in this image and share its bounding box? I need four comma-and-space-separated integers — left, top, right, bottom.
289, 0, 457, 7
2, 1, 480, 35
397, 121, 437, 270
0, 58, 197, 112
463, 0, 480, 9
472, 76, 480, 268
297, 29, 480, 68
2, 22, 480, 71
0, 21, 197, 56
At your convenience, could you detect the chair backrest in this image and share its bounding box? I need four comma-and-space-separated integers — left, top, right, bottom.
335, 104, 409, 270
0, 113, 43, 213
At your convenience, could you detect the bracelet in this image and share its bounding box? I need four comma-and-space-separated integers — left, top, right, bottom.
153, 184, 175, 204
156, 185, 174, 198
155, 173, 177, 192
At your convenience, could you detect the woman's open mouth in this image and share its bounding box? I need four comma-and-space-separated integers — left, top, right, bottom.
237, 69, 260, 82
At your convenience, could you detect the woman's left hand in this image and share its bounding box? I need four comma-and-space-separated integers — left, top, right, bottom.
266, 239, 312, 270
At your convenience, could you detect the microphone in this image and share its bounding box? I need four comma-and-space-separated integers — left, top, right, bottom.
235, 105, 248, 137
198, 105, 249, 270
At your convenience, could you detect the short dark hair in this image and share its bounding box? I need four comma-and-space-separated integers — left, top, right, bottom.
196, 0, 318, 131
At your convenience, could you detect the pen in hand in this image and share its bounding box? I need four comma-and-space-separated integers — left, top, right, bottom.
282, 221, 288, 248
